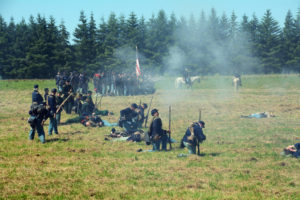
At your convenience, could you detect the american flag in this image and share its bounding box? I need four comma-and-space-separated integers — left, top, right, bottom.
136, 46, 141, 77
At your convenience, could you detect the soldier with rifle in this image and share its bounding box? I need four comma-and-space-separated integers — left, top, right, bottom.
62, 80, 73, 114
148, 108, 169, 151
144, 96, 153, 128
55, 91, 64, 124
181, 121, 206, 155
48, 88, 59, 136
119, 103, 138, 134
137, 103, 147, 128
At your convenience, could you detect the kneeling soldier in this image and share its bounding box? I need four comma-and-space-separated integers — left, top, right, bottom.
148, 109, 169, 151
182, 121, 206, 154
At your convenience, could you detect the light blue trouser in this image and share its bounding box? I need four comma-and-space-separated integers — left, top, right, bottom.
183, 141, 196, 154
48, 116, 58, 135
55, 112, 61, 124
152, 134, 167, 151
29, 119, 45, 143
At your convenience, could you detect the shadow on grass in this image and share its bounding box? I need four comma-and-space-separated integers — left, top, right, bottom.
46, 138, 69, 143
198, 152, 221, 157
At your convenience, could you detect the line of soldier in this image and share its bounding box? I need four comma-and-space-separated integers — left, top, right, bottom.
93, 71, 155, 96
55, 71, 89, 94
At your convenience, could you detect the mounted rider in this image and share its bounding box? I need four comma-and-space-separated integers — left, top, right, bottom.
183, 67, 191, 85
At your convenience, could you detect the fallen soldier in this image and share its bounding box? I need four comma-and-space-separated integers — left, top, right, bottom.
105, 128, 145, 142
282, 143, 300, 158
241, 112, 275, 119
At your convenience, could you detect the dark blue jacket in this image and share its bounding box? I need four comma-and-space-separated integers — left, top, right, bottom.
120, 107, 136, 121
183, 123, 206, 146
32, 90, 43, 105
47, 94, 57, 115
149, 117, 166, 138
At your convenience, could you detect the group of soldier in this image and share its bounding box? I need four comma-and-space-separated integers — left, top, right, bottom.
28, 79, 106, 143
29, 83, 206, 155
93, 71, 155, 96
116, 103, 206, 154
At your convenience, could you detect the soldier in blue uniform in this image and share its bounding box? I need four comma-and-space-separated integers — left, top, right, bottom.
62, 80, 73, 114
44, 88, 49, 103
48, 88, 59, 135
182, 121, 206, 154
148, 109, 169, 151
32, 84, 43, 105
28, 103, 49, 143
119, 103, 138, 134
55, 91, 63, 124
283, 143, 300, 158
137, 103, 147, 128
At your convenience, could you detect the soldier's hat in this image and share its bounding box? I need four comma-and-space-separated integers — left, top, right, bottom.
198, 120, 205, 128
151, 108, 158, 116
142, 103, 148, 109
34, 84, 39, 89
88, 90, 92, 94
51, 88, 57, 93
44, 88, 49, 91
131, 103, 138, 109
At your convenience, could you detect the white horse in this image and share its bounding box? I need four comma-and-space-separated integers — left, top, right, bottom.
175, 76, 201, 89
232, 77, 242, 91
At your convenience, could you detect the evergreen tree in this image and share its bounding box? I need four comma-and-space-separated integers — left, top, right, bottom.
0, 15, 9, 78
257, 10, 281, 73
73, 11, 90, 70
281, 10, 297, 72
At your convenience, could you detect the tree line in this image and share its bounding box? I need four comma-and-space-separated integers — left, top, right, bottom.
0, 8, 300, 79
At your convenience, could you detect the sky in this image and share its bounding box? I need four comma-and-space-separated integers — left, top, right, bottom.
1, 0, 299, 40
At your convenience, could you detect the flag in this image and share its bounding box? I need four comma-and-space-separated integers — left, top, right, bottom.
136, 46, 141, 77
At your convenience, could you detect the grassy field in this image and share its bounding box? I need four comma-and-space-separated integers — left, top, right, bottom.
0, 74, 300, 200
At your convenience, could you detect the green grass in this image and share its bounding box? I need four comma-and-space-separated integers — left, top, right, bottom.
0, 74, 300, 199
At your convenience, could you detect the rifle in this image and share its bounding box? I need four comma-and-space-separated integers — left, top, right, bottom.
144, 96, 153, 128
198, 109, 201, 121
56, 93, 73, 113
98, 95, 103, 110
168, 105, 172, 150
197, 109, 201, 155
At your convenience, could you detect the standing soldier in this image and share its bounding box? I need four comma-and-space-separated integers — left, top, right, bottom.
148, 109, 169, 151
55, 91, 64, 124
28, 102, 49, 143
87, 90, 95, 113
32, 84, 44, 105
62, 80, 73, 114
137, 103, 148, 128
55, 72, 61, 88
111, 71, 116, 95
44, 88, 49, 104
48, 88, 59, 136
70, 71, 79, 93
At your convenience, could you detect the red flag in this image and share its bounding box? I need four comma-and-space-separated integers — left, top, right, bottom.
136, 46, 141, 77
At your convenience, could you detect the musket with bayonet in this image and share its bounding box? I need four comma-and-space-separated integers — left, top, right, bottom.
56, 92, 73, 113
144, 96, 153, 128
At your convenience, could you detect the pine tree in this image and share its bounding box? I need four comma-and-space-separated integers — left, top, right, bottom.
293, 8, 300, 71
281, 10, 297, 72
0, 15, 9, 78
257, 10, 281, 73
73, 11, 90, 70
